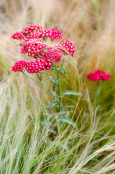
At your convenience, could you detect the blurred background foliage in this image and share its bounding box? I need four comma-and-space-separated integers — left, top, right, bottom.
0, 0, 115, 173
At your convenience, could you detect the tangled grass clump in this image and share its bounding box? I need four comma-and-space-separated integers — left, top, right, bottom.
0, 0, 115, 173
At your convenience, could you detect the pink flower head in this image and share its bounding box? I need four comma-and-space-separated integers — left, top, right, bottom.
60, 40, 75, 56
11, 32, 24, 40
22, 25, 43, 35
12, 58, 53, 73
12, 61, 26, 72
12, 25, 75, 73
48, 28, 63, 41
11, 25, 43, 40
26, 61, 44, 73
105, 74, 111, 80
87, 70, 111, 82
46, 45, 65, 63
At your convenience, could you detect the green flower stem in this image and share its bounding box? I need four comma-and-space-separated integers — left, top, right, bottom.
22, 71, 52, 93
57, 70, 61, 112
56, 69, 61, 137
95, 81, 102, 106
22, 71, 42, 84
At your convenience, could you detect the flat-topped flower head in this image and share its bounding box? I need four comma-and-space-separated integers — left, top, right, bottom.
60, 40, 75, 56
12, 61, 27, 72
87, 70, 111, 82
26, 61, 44, 73
11, 26, 63, 41
11, 25, 43, 40
22, 25, 43, 35
48, 28, 63, 41
12, 58, 53, 73
11, 32, 24, 40
11, 25, 75, 73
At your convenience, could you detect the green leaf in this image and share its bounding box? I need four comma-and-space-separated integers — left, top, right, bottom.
46, 102, 58, 108
53, 83, 57, 91
51, 91, 59, 100
37, 74, 42, 81
58, 117, 77, 129
49, 77, 58, 91
49, 77, 58, 84
45, 102, 58, 113
62, 90, 81, 96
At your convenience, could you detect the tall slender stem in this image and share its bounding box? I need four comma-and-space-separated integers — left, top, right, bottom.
57, 70, 61, 112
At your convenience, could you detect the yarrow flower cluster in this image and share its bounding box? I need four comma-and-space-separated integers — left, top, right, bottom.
12, 25, 75, 73
12, 59, 53, 73
87, 70, 111, 82
60, 40, 75, 56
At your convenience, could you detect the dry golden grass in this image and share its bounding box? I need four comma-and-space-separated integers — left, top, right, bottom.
0, 0, 115, 173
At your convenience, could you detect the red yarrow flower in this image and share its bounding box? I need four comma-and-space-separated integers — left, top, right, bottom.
12, 61, 26, 72
12, 58, 53, 73
60, 40, 75, 57
11, 25, 75, 73
87, 70, 111, 82
11, 26, 63, 41
11, 32, 24, 40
